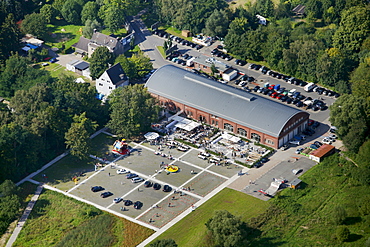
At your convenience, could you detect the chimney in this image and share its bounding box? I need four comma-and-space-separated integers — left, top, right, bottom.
119, 74, 125, 80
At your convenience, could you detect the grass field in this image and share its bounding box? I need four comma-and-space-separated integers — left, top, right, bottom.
12, 190, 154, 247
248, 154, 370, 246
154, 188, 269, 246
44, 20, 83, 51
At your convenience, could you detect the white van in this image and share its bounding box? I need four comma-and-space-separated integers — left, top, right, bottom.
288, 88, 296, 96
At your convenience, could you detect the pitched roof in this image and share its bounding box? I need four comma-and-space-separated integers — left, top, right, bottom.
193, 55, 230, 72
292, 4, 306, 15
91, 32, 119, 51
103, 63, 128, 85
72, 36, 90, 52
145, 65, 309, 137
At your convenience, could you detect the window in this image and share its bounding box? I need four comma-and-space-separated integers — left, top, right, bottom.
251, 133, 261, 142
98, 83, 103, 86
237, 128, 247, 137
109, 86, 112, 89
224, 123, 234, 132
265, 139, 274, 145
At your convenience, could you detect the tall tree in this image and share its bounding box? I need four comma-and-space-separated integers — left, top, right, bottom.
205, 210, 248, 247
104, 5, 125, 33
20, 13, 47, 38
0, 14, 21, 63
81, 1, 99, 24
89, 46, 112, 79
329, 94, 370, 152
107, 84, 159, 138
65, 112, 97, 160
332, 5, 370, 53
82, 19, 101, 39
61, 0, 83, 25
40, 4, 56, 24
115, 55, 138, 79
129, 51, 153, 78
203, 9, 229, 38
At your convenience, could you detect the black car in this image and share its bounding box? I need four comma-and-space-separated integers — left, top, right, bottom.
297, 95, 306, 101
126, 173, 138, 179
182, 53, 189, 59
263, 89, 270, 95
296, 101, 303, 107
267, 90, 274, 96
235, 79, 241, 85
281, 95, 288, 102
153, 183, 161, 190
211, 48, 218, 55
124, 200, 133, 206
240, 75, 248, 81
253, 86, 260, 92
134, 201, 143, 209
195, 44, 203, 49
292, 98, 300, 104
253, 64, 261, 70
247, 76, 255, 82
91, 186, 104, 192
238, 59, 246, 66
302, 130, 312, 136
163, 185, 172, 192
286, 98, 293, 104
334, 93, 340, 98
144, 181, 153, 188
100, 191, 113, 198
314, 141, 323, 147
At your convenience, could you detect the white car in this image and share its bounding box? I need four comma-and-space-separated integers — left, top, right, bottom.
113, 197, 123, 203
117, 169, 130, 174
292, 168, 303, 175
289, 140, 301, 145
198, 154, 207, 160
131, 177, 144, 183
322, 138, 332, 145
329, 134, 337, 140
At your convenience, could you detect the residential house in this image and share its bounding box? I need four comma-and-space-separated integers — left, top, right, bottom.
96, 63, 129, 98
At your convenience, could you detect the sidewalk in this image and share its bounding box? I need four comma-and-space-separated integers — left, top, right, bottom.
6, 185, 43, 247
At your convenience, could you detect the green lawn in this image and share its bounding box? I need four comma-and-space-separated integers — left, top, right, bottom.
156, 46, 165, 58
12, 190, 154, 247
32, 155, 96, 191
154, 188, 269, 246
90, 133, 117, 157
101, 27, 128, 37
44, 20, 83, 51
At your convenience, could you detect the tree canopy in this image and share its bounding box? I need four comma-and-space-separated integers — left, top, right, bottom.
107, 84, 159, 138
89, 46, 113, 79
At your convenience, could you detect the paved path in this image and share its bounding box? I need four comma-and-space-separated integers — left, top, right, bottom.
6, 185, 43, 247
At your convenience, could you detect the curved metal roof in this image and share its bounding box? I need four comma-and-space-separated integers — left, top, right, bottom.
145, 65, 308, 137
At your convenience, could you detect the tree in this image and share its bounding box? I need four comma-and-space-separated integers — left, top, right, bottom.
149, 239, 178, 247
332, 5, 370, 53
21, 13, 47, 38
40, 4, 56, 24
61, 0, 83, 25
104, 6, 125, 33
336, 226, 350, 242
82, 19, 101, 39
65, 112, 97, 160
351, 62, 370, 103
89, 46, 112, 79
115, 55, 137, 80
203, 9, 229, 37
107, 84, 159, 138
329, 94, 370, 152
331, 205, 347, 225
205, 210, 247, 247
129, 51, 153, 78
0, 14, 21, 63
253, 0, 274, 17
81, 1, 99, 24
0, 180, 19, 197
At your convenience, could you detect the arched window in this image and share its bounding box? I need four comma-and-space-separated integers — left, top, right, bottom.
224, 123, 234, 132
251, 133, 261, 142
237, 128, 247, 137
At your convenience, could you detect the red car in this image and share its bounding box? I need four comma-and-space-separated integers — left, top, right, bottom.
271, 92, 278, 98
308, 119, 315, 126
268, 85, 275, 90
276, 94, 283, 100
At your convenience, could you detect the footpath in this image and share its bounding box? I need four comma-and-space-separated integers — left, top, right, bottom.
6, 185, 43, 247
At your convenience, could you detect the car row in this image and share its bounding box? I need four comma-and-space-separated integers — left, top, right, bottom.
91, 186, 114, 198
210, 48, 233, 61
143, 181, 172, 192
113, 198, 143, 209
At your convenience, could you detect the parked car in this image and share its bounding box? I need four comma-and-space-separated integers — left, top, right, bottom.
314, 141, 323, 147
134, 201, 143, 209
322, 138, 332, 145
126, 173, 138, 179
163, 185, 172, 192
289, 140, 301, 145
100, 191, 113, 198
113, 197, 123, 203
280, 144, 289, 150
144, 181, 153, 187
292, 168, 303, 175
131, 177, 144, 183
117, 169, 130, 174
296, 148, 304, 154
253, 86, 260, 92
91, 186, 104, 192
153, 183, 161, 190
49, 57, 57, 63
124, 200, 133, 206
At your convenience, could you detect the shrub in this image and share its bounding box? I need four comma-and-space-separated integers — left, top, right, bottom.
336, 226, 350, 242
331, 205, 347, 225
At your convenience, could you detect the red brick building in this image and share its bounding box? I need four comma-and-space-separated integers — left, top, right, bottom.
145, 65, 309, 149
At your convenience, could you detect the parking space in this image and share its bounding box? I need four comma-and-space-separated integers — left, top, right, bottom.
242, 156, 316, 201
182, 172, 227, 197
154, 161, 202, 187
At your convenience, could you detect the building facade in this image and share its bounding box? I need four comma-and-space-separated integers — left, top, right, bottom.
96, 63, 129, 98
145, 65, 310, 149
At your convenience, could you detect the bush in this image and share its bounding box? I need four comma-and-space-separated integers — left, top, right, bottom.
331, 206, 347, 225
150, 239, 178, 247
336, 226, 350, 242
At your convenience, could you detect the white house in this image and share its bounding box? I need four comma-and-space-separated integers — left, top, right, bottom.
96, 63, 129, 98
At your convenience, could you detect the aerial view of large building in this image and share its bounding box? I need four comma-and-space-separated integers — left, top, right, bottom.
145, 65, 310, 148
